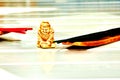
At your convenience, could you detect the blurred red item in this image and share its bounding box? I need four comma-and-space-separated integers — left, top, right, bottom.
0, 28, 32, 34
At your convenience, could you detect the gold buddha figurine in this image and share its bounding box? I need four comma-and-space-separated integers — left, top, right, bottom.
37, 21, 56, 48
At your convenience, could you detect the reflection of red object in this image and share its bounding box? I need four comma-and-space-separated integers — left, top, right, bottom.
0, 28, 32, 34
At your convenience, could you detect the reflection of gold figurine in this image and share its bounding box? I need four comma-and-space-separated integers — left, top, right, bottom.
37, 21, 56, 48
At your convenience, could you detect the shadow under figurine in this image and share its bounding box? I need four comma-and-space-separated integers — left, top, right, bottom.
37, 21, 56, 48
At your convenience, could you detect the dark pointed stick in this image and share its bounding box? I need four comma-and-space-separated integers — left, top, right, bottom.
54, 27, 120, 49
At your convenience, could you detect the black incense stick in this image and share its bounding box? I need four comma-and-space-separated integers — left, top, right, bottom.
54, 27, 120, 43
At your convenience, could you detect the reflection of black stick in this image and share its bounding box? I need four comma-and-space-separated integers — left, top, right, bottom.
67, 46, 96, 49
54, 28, 120, 43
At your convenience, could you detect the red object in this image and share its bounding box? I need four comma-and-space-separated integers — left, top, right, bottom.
0, 28, 32, 34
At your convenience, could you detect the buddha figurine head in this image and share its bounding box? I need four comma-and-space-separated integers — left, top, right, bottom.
39, 21, 51, 34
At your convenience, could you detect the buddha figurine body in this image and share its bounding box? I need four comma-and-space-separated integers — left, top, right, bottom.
37, 21, 56, 48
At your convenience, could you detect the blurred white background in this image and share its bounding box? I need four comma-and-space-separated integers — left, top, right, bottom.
0, 0, 120, 80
